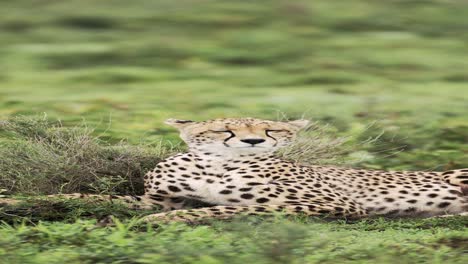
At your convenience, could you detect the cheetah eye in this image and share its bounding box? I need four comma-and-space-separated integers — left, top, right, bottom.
209, 130, 233, 133
265, 129, 289, 140
265, 129, 288, 133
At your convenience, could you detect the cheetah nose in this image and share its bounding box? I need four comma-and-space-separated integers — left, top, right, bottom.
241, 138, 266, 145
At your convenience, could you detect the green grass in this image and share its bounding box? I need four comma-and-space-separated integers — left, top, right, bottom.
1, 216, 467, 264
0, 0, 467, 263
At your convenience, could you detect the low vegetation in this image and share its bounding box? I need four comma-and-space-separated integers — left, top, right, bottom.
0, 115, 176, 195
1, 216, 467, 264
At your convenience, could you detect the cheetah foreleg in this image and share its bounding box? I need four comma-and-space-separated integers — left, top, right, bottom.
141, 204, 367, 223
431, 212, 468, 218
145, 194, 187, 211
1, 193, 163, 211
0, 198, 22, 207
44, 193, 161, 210
50, 193, 190, 211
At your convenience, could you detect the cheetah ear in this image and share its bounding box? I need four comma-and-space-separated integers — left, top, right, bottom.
287, 119, 310, 130
165, 118, 195, 129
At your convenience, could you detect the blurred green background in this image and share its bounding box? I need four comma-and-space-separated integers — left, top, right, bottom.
1, 1, 468, 263
1, 0, 467, 170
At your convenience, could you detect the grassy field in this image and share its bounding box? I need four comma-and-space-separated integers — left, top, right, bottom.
0, 0, 467, 263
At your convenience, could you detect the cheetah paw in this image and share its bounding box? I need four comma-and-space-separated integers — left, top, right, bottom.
433, 212, 468, 218
141, 212, 194, 223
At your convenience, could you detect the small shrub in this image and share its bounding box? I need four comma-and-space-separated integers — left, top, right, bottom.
0, 115, 178, 195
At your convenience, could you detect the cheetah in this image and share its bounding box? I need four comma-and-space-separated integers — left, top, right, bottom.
3, 118, 467, 222
136, 118, 468, 222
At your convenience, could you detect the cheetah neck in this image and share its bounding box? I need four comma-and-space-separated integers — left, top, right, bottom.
190, 149, 273, 160
188, 150, 275, 173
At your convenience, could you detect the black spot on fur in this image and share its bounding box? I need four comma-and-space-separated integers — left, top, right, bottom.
168, 186, 181, 192
442, 171, 455, 175
240, 193, 254, 199
256, 198, 270, 203
438, 202, 451, 208
247, 182, 263, 186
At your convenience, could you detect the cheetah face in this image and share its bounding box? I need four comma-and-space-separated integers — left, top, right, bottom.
165, 117, 309, 154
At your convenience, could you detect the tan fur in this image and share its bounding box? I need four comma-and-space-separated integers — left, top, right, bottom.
140, 118, 467, 222
3, 118, 467, 223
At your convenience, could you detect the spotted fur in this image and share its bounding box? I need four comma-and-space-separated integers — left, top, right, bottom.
3, 118, 467, 223
139, 118, 467, 222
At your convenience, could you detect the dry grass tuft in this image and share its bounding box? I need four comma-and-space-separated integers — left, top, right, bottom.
275, 121, 382, 166
0, 115, 177, 195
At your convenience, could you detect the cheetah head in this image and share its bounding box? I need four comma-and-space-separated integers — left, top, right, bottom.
165, 117, 309, 154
